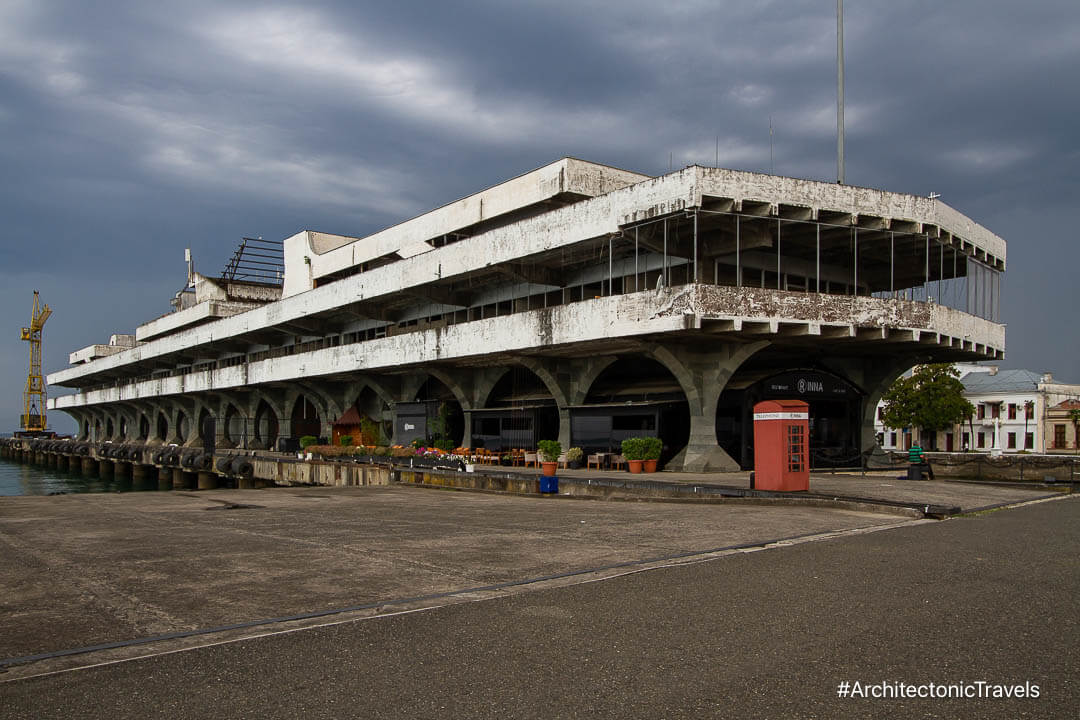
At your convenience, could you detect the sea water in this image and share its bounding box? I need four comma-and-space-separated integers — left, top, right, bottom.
0, 458, 161, 496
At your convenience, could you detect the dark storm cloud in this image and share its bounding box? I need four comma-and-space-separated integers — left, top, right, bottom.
1, 0, 1078, 432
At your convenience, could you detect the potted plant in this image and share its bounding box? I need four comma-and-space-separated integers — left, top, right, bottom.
537, 439, 561, 477
621, 437, 646, 473
566, 447, 584, 469
299, 435, 318, 460
641, 437, 662, 472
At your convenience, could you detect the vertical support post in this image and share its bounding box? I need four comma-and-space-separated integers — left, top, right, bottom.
853, 226, 858, 295
693, 210, 698, 284
736, 215, 742, 287
952, 246, 957, 309
939, 239, 944, 304
608, 233, 613, 296
663, 220, 668, 285
890, 231, 895, 297
816, 223, 821, 293
925, 233, 930, 299
776, 218, 781, 289
635, 228, 639, 292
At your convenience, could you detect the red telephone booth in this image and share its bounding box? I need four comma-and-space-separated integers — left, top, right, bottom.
752, 399, 810, 492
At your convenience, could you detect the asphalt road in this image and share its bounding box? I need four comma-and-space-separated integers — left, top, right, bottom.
2, 496, 1077, 719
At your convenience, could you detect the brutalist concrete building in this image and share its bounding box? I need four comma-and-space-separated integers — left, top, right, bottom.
48, 158, 1005, 470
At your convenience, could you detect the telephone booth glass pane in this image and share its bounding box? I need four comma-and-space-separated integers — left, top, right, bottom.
787, 425, 805, 473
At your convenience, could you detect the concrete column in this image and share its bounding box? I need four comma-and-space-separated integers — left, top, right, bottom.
98, 460, 114, 479
57, 455, 70, 471
557, 407, 572, 452
649, 342, 769, 472
114, 465, 132, 491
172, 468, 195, 490
238, 476, 256, 489
81, 457, 98, 475
197, 471, 218, 490
131, 464, 153, 491
158, 466, 173, 491
461, 410, 473, 449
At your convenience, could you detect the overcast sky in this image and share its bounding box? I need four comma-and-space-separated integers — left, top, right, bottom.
2, 0, 1077, 435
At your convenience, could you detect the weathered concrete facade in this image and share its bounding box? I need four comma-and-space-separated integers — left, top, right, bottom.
48, 158, 1006, 470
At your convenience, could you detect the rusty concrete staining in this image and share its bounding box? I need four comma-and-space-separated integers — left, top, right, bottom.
47, 157, 1007, 474
694, 285, 933, 327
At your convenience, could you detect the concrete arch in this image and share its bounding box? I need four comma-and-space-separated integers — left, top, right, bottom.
422, 368, 474, 411
113, 403, 140, 441
161, 397, 195, 446
91, 410, 104, 442
154, 406, 171, 443
343, 376, 398, 413
822, 355, 922, 453
64, 408, 91, 441
641, 341, 770, 472
498, 359, 571, 410
123, 400, 156, 444
244, 387, 285, 424
252, 397, 281, 450
566, 356, 619, 407
644, 341, 769, 418
285, 383, 336, 439
211, 391, 250, 449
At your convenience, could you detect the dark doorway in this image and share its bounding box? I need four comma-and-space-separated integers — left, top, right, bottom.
290, 396, 321, 440
719, 368, 864, 469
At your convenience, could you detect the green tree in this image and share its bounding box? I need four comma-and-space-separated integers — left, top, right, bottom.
881, 365, 975, 439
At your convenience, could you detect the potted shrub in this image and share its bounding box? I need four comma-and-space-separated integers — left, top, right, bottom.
299, 435, 318, 460
566, 447, 584, 469
621, 437, 646, 473
537, 439, 561, 477
641, 437, 662, 472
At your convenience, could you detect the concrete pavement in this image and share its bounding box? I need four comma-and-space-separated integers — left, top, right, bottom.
0, 485, 907, 669
1, 493, 1074, 718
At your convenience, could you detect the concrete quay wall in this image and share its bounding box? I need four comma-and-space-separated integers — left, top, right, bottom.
0, 439, 392, 490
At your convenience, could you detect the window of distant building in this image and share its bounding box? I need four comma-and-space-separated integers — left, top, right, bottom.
1025, 403, 1034, 420
1007, 432, 1016, 449
1025, 432, 1034, 450
1008, 404, 1017, 420
977, 404, 985, 420
890, 432, 897, 447
1054, 424, 1066, 449
962, 432, 969, 449
991, 403, 1000, 419
877, 406, 884, 421
977, 432, 985, 449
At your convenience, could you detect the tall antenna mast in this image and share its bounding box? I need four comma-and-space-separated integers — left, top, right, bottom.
837, 0, 845, 184
769, 115, 774, 174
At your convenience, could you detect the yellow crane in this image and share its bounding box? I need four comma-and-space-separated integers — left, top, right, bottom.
20, 291, 52, 434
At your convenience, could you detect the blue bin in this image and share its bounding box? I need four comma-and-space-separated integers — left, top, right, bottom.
539, 475, 559, 494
